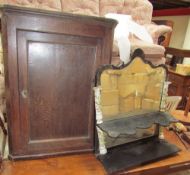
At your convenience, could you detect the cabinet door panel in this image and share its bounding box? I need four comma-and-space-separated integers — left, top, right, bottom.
17, 30, 101, 155
1, 7, 116, 159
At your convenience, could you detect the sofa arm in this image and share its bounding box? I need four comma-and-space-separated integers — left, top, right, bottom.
145, 23, 172, 44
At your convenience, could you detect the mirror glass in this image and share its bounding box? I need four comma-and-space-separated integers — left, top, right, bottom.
100, 57, 166, 121
99, 57, 166, 147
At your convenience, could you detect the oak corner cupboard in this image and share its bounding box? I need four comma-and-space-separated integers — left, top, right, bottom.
0, 5, 116, 160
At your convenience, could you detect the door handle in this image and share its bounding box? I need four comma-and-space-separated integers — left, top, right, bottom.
21, 89, 28, 99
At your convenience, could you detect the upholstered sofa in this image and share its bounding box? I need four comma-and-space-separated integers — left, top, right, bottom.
0, 0, 171, 65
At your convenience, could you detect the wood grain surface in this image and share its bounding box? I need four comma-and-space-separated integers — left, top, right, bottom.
1, 129, 190, 175
1, 6, 116, 159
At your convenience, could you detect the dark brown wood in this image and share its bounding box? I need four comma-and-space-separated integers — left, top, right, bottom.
165, 47, 190, 67
184, 93, 190, 116
150, 0, 190, 10
168, 69, 190, 109
150, 0, 190, 16
0, 5, 116, 160
166, 47, 190, 109
166, 47, 190, 58
153, 7, 190, 16
1, 129, 190, 175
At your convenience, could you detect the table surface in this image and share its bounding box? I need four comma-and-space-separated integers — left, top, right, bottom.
0, 129, 190, 175
126, 129, 190, 175
168, 67, 190, 77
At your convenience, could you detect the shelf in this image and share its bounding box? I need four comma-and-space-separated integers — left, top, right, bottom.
97, 111, 178, 136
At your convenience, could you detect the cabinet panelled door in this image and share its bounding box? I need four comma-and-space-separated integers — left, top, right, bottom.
1, 6, 116, 159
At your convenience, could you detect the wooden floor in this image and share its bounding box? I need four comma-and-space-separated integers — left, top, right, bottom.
1, 129, 190, 175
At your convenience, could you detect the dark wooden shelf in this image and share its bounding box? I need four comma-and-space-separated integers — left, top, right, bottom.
98, 111, 177, 136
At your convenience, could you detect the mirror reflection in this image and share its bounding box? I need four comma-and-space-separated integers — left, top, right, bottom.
100, 57, 166, 121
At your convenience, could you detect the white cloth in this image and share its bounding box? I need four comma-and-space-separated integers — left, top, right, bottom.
105, 13, 153, 63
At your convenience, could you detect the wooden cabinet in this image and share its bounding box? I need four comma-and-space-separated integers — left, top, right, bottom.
168, 69, 190, 109
1, 6, 116, 160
